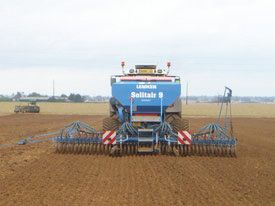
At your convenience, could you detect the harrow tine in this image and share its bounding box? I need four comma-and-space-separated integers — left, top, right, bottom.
222, 145, 227, 156
58, 142, 62, 153
79, 143, 83, 154
78, 143, 82, 154
126, 144, 130, 155
80, 142, 84, 154
58, 142, 63, 153
54, 143, 57, 153
101, 144, 105, 154
94, 143, 98, 154
209, 144, 213, 156
82, 143, 87, 154
160, 143, 164, 154
182, 145, 186, 156
66, 143, 70, 153
129, 144, 133, 155
71, 143, 75, 153
220, 145, 224, 156
164, 143, 167, 155
56, 142, 61, 153
215, 145, 219, 156
196, 144, 200, 155
199, 144, 203, 155
64, 143, 69, 153
86, 142, 90, 154
218, 145, 221, 156
91, 143, 95, 154
95, 143, 99, 154
74, 143, 78, 154
99, 144, 104, 154
74, 143, 79, 154
84, 143, 89, 154
110, 145, 117, 155
61, 143, 65, 153
88, 143, 92, 154
193, 144, 197, 155
179, 145, 183, 156
107, 144, 111, 154
218, 145, 222, 156
221, 145, 225, 156
205, 145, 209, 156
199, 145, 203, 156
96, 143, 100, 154
125, 144, 129, 155
62, 143, 66, 153
98, 143, 102, 154
188, 145, 192, 155
224, 145, 229, 157
231, 145, 236, 157
105, 144, 109, 154
226, 145, 230, 156
134, 144, 138, 155
183, 145, 187, 156
127, 144, 130, 154
120, 144, 124, 155
198, 144, 201, 155
210, 144, 215, 156
89, 143, 94, 154
188, 145, 192, 156
201, 144, 206, 156
204, 144, 208, 156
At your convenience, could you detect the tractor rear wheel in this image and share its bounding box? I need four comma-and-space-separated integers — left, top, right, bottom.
170, 118, 189, 132
102, 117, 120, 131
165, 113, 181, 124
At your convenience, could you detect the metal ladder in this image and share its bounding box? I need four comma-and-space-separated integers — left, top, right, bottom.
137, 128, 154, 153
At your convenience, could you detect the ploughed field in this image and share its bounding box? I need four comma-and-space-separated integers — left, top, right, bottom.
0, 114, 274, 206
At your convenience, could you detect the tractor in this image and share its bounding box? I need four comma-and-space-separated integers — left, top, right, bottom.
14, 101, 40, 113
54, 62, 237, 156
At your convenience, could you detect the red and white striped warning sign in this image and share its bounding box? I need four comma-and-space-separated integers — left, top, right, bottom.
178, 131, 192, 145
102, 131, 116, 145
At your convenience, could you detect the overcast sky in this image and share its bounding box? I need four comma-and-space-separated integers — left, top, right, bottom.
0, 0, 274, 96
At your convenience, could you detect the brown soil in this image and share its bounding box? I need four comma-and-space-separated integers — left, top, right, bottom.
0, 114, 274, 206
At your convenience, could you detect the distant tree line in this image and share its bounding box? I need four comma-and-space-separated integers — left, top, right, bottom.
0, 92, 110, 103
68, 93, 84, 102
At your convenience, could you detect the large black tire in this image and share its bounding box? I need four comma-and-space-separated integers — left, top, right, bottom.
102, 117, 120, 131
169, 118, 189, 132
165, 114, 189, 132
165, 113, 181, 124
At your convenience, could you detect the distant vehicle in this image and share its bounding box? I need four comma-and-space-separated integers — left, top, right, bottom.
14, 102, 40, 113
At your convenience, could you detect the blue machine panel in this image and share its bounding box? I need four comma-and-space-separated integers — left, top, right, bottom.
112, 81, 181, 113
